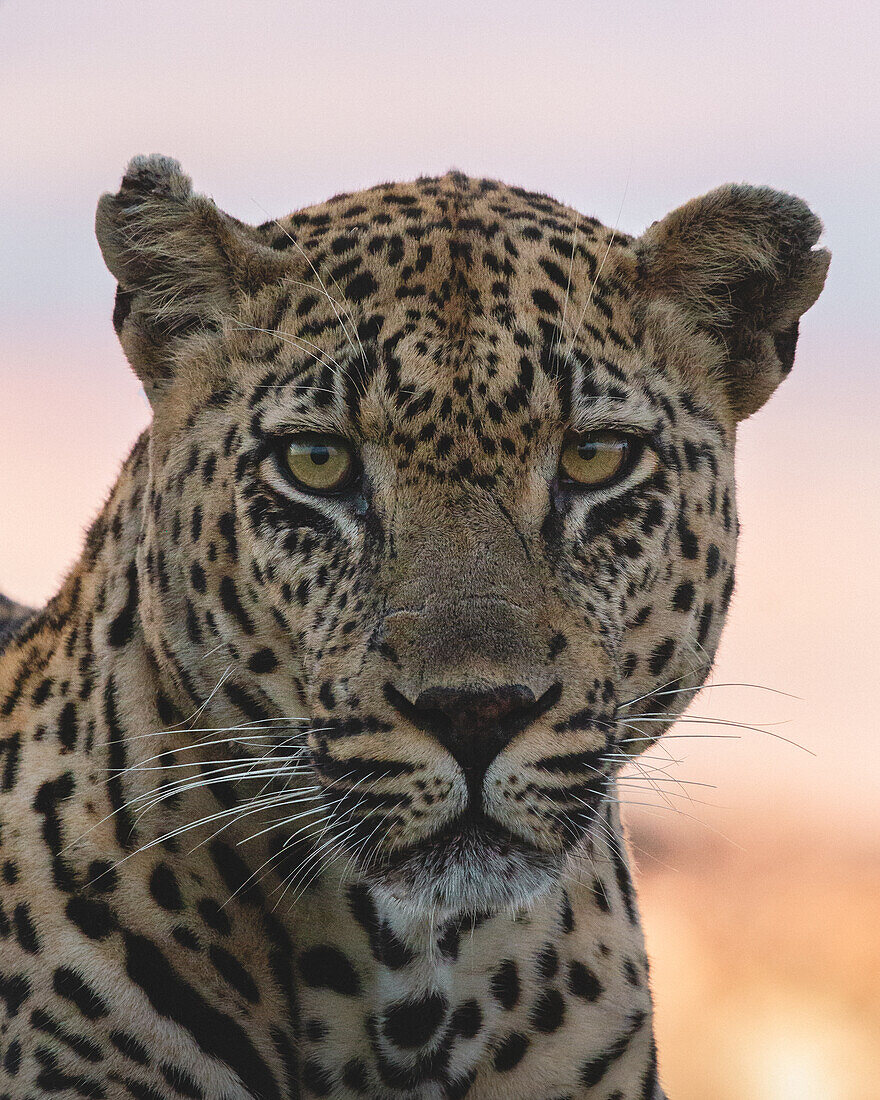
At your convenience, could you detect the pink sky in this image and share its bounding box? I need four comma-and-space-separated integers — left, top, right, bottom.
2, 1, 878, 832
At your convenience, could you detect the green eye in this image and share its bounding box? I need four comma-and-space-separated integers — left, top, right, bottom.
283, 435, 356, 494
559, 432, 636, 488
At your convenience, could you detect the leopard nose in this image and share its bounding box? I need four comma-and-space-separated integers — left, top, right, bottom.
412, 684, 537, 784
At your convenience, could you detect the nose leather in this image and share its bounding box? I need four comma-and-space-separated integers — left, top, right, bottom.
412, 684, 536, 785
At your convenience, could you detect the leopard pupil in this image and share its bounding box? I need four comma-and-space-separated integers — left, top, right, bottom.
578, 444, 598, 461
311, 446, 330, 466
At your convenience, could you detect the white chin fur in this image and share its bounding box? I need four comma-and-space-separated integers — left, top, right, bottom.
368, 840, 561, 920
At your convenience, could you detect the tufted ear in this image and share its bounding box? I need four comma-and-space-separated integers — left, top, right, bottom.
96, 155, 287, 402
636, 184, 830, 420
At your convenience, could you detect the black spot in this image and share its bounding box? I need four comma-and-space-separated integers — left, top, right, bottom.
32, 770, 76, 890
648, 638, 675, 676
4, 1037, 21, 1074
346, 271, 378, 301
86, 860, 117, 892
529, 988, 565, 1032
436, 919, 462, 960
13, 903, 39, 953
301, 1057, 334, 1096
299, 945, 361, 996
611, 844, 638, 924
639, 1038, 660, 1098
548, 632, 567, 660
382, 992, 446, 1048
623, 957, 642, 986
161, 1063, 204, 1099
104, 678, 136, 850
219, 577, 255, 635
536, 943, 559, 980
53, 967, 108, 1019
560, 890, 575, 933
591, 875, 611, 913
197, 898, 231, 935
491, 959, 520, 1010
209, 945, 260, 1003
447, 1070, 478, 1099
149, 863, 183, 911
107, 562, 139, 648
109, 1029, 149, 1065
218, 512, 238, 559
677, 514, 699, 559
57, 700, 78, 752
342, 1058, 369, 1092
705, 543, 720, 579
450, 999, 482, 1039
223, 682, 270, 724
348, 884, 414, 969
721, 570, 735, 610
672, 581, 695, 612
210, 840, 261, 905
569, 960, 604, 1002
248, 648, 279, 674
0, 971, 30, 1017
493, 1031, 529, 1071
374, 922, 414, 969
579, 1011, 646, 1087
190, 561, 207, 594
697, 602, 715, 646
531, 288, 560, 315
173, 925, 201, 951
65, 895, 115, 940
32, 1046, 106, 1097
124, 1078, 167, 1100
538, 257, 572, 291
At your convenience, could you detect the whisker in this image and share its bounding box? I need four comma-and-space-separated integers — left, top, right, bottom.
621, 715, 815, 755
617, 681, 800, 710
614, 664, 712, 713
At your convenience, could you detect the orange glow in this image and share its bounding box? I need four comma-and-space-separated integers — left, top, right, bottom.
631, 810, 880, 1098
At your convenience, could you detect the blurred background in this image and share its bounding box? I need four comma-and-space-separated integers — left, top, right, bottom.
1, 2, 877, 1095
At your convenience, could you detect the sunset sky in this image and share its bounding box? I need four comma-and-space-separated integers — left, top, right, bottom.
2, 4, 879, 1090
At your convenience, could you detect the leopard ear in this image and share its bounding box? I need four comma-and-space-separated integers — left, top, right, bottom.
96, 155, 287, 402
636, 184, 830, 420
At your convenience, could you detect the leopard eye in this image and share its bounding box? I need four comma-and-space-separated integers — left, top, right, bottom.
558, 431, 638, 489
283, 434, 357, 494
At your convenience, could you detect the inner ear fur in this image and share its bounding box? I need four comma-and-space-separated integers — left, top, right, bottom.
96, 155, 288, 401
636, 184, 830, 420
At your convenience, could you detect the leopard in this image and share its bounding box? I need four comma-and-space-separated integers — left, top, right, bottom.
0, 155, 828, 1099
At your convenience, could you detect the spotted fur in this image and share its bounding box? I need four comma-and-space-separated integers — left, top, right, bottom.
0, 157, 828, 1099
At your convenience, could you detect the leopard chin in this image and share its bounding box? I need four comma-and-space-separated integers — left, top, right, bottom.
361, 818, 564, 919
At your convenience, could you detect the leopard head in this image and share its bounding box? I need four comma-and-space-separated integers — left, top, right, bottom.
97, 157, 828, 914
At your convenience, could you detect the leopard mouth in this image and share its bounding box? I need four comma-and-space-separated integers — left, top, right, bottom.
312, 739, 611, 913
378, 811, 543, 869
357, 812, 565, 916
341, 809, 567, 919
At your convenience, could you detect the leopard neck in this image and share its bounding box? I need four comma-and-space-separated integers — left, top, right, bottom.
285, 806, 657, 1096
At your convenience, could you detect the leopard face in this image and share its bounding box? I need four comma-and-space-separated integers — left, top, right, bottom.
98, 158, 828, 916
